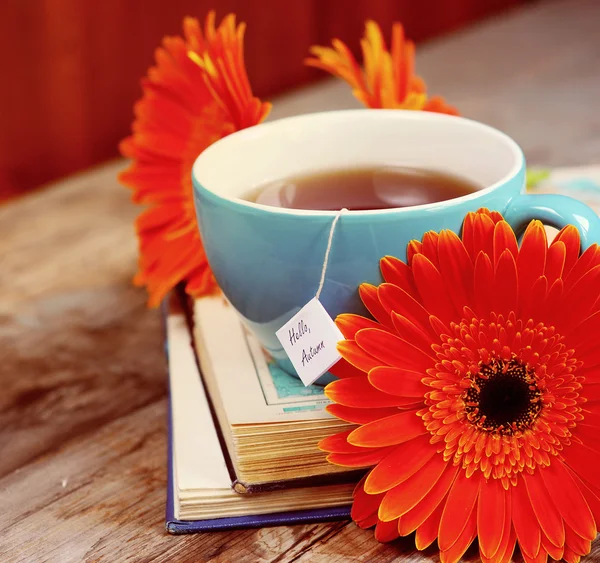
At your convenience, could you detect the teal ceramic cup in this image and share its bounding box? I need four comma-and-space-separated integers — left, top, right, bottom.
192, 110, 600, 384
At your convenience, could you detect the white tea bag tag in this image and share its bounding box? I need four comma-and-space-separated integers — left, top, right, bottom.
276, 298, 344, 386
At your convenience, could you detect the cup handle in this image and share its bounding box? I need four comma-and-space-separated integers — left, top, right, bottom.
503, 194, 600, 249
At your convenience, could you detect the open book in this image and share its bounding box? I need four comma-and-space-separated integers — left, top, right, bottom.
190, 295, 358, 493
166, 296, 355, 531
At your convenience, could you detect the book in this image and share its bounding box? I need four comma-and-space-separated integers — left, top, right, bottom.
166, 295, 355, 532
189, 294, 359, 493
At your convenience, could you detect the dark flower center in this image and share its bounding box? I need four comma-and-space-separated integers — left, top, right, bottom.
463, 357, 542, 435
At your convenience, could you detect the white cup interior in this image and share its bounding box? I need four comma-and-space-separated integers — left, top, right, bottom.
193, 109, 524, 214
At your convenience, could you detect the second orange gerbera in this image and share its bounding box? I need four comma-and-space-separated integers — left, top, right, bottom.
119, 13, 270, 307
322, 209, 600, 563
306, 21, 458, 114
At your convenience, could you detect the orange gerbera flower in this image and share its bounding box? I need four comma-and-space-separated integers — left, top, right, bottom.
306, 21, 458, 114
119, 12, 270, 306
322, 209, 600, 563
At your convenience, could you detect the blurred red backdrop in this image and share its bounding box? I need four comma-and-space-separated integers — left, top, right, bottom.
0, 0, 526, 201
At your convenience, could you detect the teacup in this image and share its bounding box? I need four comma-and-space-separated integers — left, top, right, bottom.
192, 109, 600, 384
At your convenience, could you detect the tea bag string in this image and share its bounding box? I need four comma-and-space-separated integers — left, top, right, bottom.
315, 208, 348, 301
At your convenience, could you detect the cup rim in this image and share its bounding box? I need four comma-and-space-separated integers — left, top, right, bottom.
192, 109, 525, 217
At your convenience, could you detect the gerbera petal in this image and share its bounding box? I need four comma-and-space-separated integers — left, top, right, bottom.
439, 506, 477, 563
324, 376, 403, 408
581, 381, 600, 402
520, 275, 548, 322
438, 470, 481, 551
328, 358, 364, 379
390, 311, 435, 352
437, 229, 474, 312
379, 255, 418, 298
351, 474, 385, 521
545, 239, 566, 285
512, 478, 542, 558
544, 277, 564, 316
477, 208, 504, 224
347, 410, 425, 447
327, 445, 397, 468
517, 220, 547, 304
396, 463, 458, 536
420, 231, 440, 268
566, 311, 600, 358
326, 403, 399, 424
391, 23, 410, 99
378, 452, 447, 521
540, 533, 564, 561
354, 328, 435, 371
565, 524, 592, 557
569, 418, 600, 451
356, 512, 379, 529
415, 501, 445, 550
411, 254, 457, 322
481, 492, 514, 563
461, 212, 476, 260
494, 249, 518, 317
337, 340, 382, 373
407, 240, 422, 265
563, 548, 582, 563
539, 460, 596, 541
471, 211, 496, 258
563, 440, 600, 498
473, 251, 495, 317
568, 469, 600, 526
319, 430, 363, 453
183, 265, 216, 295
477, 478, 506, 558
359, 283, 394, 329
374, 518, 400, 542
335, 314, 388, 340
483, 525, 516, 563
377, 283, 433, 335
422, 95, 459, 115
368, 366, 428, 397
564, 244, 600, 291
553, 224, 581, 278
522, 472, 565, 548
557, 263, 600, 332
364, 435, 435, 494
493, 220, 519, 262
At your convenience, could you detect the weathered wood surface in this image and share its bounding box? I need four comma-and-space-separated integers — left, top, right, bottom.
1, 0, 600, 561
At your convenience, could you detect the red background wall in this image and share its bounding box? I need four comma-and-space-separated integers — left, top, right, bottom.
0, 0, 526, 200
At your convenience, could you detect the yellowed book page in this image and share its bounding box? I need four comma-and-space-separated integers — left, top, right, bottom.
193, 296, 337, 424
166, 309, 234, 516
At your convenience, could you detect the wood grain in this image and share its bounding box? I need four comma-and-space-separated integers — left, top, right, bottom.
0, 0, 524, 200
1, 0, 600, 561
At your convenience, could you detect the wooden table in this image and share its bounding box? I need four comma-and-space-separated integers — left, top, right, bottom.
1, 0, 599, 561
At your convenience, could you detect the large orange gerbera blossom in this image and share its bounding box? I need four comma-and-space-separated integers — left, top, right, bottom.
322, 209, 600, 563
119, 13, 270, 306
306, 20, 458, 114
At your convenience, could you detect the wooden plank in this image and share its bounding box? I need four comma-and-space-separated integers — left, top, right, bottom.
0, 163, 166, 479
416, 0, 600, 166
0, 400, 346, 563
